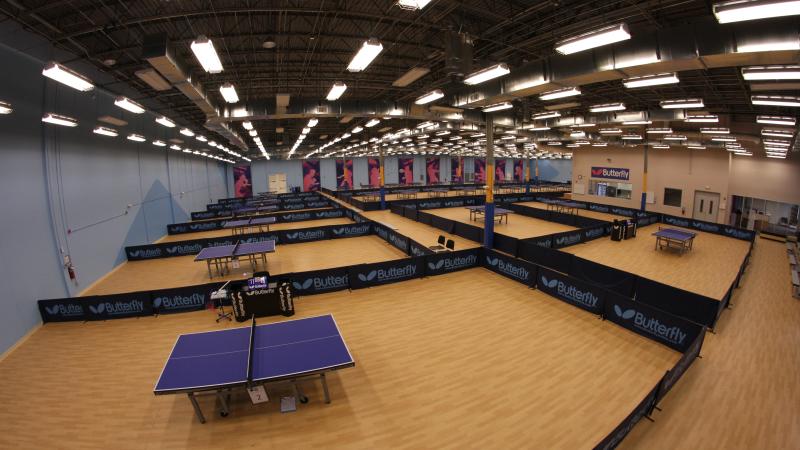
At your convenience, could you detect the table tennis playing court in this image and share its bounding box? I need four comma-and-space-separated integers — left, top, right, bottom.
425, 206, 576, 239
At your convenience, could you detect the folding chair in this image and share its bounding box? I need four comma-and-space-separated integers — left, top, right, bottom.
430, 235, 448, 253
445, 239, 455, 251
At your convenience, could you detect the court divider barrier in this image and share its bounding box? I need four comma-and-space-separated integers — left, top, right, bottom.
170, 207, 346, 235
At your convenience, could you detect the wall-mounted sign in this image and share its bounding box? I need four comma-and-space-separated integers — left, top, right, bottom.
591, 166, 630, 180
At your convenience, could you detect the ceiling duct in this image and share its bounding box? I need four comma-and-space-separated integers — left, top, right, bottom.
444, 31, 473, 77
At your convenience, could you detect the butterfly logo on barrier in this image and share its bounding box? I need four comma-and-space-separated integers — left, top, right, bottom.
540, 276, 558, 289
45, 305, 60, 315
613, 305, 636, 319
358, 271, 378, 282
89, 304, 105, 314
286, 232, 299, 240
166, 246, 179, 255
428, 260, 446, 270
486, 257, 499, 266
152, 298, 163, 308
293, 279, 314, 290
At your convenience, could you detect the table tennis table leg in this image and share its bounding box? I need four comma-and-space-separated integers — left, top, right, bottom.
320, 373, 331, 404
206, 260, 213, 279
188, 393, 206, 423
216, 391, 230, 417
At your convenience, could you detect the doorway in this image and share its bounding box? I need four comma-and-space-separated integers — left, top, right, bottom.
693, 191, 720, 222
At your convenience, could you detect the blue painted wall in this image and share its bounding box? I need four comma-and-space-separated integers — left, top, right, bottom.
0, 42, 229, 354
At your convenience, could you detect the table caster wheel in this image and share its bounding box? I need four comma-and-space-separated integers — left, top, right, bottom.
299, 396, 309, 404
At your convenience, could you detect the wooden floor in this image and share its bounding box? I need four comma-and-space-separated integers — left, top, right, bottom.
515, 201, 629, 222
361, 209, 480, 251
156, 217, 354, 243
562, 224, 751, 300
82, 236, 407, 295
425, 206, 575, 239
621, 239, 800, 449
0, 269, 679, 449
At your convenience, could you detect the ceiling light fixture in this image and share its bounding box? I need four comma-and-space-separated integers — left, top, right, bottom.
219, 83, 239, 103
41, 113, 78, 127
761, 128, 794, 138
539, 87, 581, 101
685, 114, 719, 123
713, 0, 800, 24
307, 118, 319, 127
742, 65, 800, 80
464, 63, 511, 85
127, 133, 146, 142
701, 127, 730, 134
751, 95, 800, 107
0, 101, 11, 114
114, 96, 145, 114
397, 0, 432, 10
646, 128, 673, 134
365, 118, 380, 127
621, 134, 643, 140
623, 72, 679, 88
42, 62, 94, 91
326, 82, 347, 101
482, 102, 513, 112
153, 140, 166, 147
600, 128, 623, 134
93, 126, 118, 137
555, 23, 631, 55
190, 35, 224, 73
756, 115, 796, 126
660, 98, 705, 109
155, 116, 175, 128
415, 89, 445, 105
532, 111, 561, 120
347, 39, 383, 72
590, 102, 626, 112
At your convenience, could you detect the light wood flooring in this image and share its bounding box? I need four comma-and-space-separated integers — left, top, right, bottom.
0, 269, 679, 449
361, 209, 480, 251
82, 236, 407, 295
425, 206, 576, 239
156, 217, 354, 243
562, 224, 751, 300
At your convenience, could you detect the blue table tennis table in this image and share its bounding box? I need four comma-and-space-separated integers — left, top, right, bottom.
652, 227, 697, 254
194, 241, 276, 278
466, 205, 513, 224
541, 199, 583, 215
223, 217, 277, 236
395, 189, 419, 200
154, 314, 354, 423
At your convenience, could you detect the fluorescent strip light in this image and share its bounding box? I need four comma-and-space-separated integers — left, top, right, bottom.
751, 95, 800, 107
712, 136, 737, 142
547, 141, 562, 146
757, 115, 796, 126
42, 62, 94, 92
365, 118, 380, 127
572, 123, 596, 128
482, 102, 513, 112
415, 89, 445, 105
397, 0, 432, 9
664, 135, 688, 141
540, 87, 581, 101
327, 82, 347, 100
42, 113, 78, 127
742, 65, 800, 80
152, 140, 166, 147
155, 116, 175, 128
219, 83, 239, 103
685, 115, 719, 123
351, 126, 364, 134
307, 118, 319, 127
762, 139, 791, 146
646, 128, 673, 134
688, 145, 706, 150
600, 128, 623, 134
714, 0, 800, 23
590, 102, 625, 112
761, 129, 794, 138
190, 35, 224, 73
93, 126, 118, 137
660, 98, 705, 109
464, 63, 511, 85
701, 127, 730, 134
621, 134, 642, 140
242, 121, 253, 130
622, 120, 652, 125
180, 128, 194, 137
393, 67, 430, 87
347, 39, 383, 72
738, 40, 800, 53
526, 126, 551, 131
570, 131, 586, 138
127, 133, 146, 142
196, 135, 207, 142
652, 144, 670, 149
171, 144, 182, 150
0, 101, 11, 114
766, 154, 786, 158
592, 142, 608, 147
533, 111, 561, 120
248, 130, 258, 137
623, 73, 679, 88
114, 96, 145, 114
555, 23, 631, 55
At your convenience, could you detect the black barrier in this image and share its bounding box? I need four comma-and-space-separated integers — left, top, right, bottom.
288, 267, 351, 295
424, 248, 481, 276
483, 249, 536, 286
493, 233, 519, 257
635, 277, 719, 328
536, 266, 604, 315
409, 239, 433, 257
348, 257, 425, 289
38, 297, 88, 323
581, 225, 608, 243
390, 203, 404, 215
604, 292, 703, 353
570, 256, 637, 297
518, 241, 573, 274
454, 221, 483, 243
417, 211, 433, 226
594, 381, 661, 450
84, 292, 153, 321
523, 235, 553, 249
329, 223, 373, 239
430, 215, 455, 234
550, 230, 584, 249
656, 325, 706, 404
386, 229, 410, 254
661, 214, 755, 242
403, 206, 418, 221
150, 283, 221, 315
171, 208, 346, 234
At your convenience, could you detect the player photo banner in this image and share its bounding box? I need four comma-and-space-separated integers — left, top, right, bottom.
398, 157, 414, 185
474, 158, 486, 183
426, 157, 440, 184
336, 159, 354, 190
451, 157, 462, 183
495, 159, 506, 182
302, 160, 321, 192
368, 158, 381, 187
514, 160, 524, 182
233, 165, 253, 198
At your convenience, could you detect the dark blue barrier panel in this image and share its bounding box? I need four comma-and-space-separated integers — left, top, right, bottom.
288, 267, 351, 295
656, 325, 706, 404
570, 256, 637, 297
386, 229, 410, 254
403, 206, 418, 221
721, 226, 755, 241
550, 230, 584, 249
348, 257, 425, 289
581, 225, 608, 242
588, 204, 612, 214
493, 233, 519, 257
416, 199, 445, 210
84, 292, 153, 321
483, 249, 536, 286
511, 203, 552, 221
409, 239, 433, 257
635, 277, 719, 328
424, 248, 480, 276
329, 223, 373, 239
168, 220, 226, 234
373, 223, 390, 241
517, 241, 573, 274
574, 216, 608, 228
38, 297, 88, 323
546, 212, 580, 227
604, 292, 703, 353
191, 211, 218, 220
178, 208, 345, 233
417, 211, 433, 226
280, 227, 329, 243
390, 203, 404, 215
453, 221, 483, 243
150, 284, 218, 315
430, 215, 455, 234
537, 266, 604, 315
609, 206, 637, 218
593, 381, 661, 450
522, 235, 553, 249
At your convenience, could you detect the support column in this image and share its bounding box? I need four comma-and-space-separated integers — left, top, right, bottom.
483, 115, 495, 249
534, 158, 540, 185
524, 151, 531, 194
379, 148, 386, 210
641, 147, 648, 211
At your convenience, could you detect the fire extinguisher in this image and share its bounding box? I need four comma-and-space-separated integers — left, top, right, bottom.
64, 254, 77, 283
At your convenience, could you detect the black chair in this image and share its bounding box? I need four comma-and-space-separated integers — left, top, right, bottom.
445, 239, 455, 251
429, 235, 447, 253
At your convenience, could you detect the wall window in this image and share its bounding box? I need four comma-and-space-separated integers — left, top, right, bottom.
588, 180, 632, 200
663, 188, 682, 207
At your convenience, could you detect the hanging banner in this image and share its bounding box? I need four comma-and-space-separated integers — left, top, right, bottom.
474, 158, 486, 183
233, 165, 253, 198
399, 157, 414, 184
514, 160, 524, 182
451, 157, 462, 183
368, 158, 381, 187
426, 157, 440, 184
495, 159, 506, 182
302, 159, 321, 192
336, 159, 354, 189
